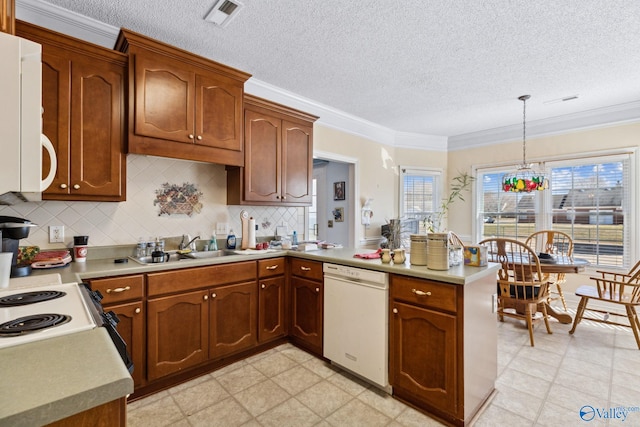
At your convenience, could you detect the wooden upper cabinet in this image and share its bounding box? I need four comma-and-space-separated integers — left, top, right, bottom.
116, 28, 250, 166
16, 21, 127, 201
1, 0, 15, 35
227, 95, 317, 206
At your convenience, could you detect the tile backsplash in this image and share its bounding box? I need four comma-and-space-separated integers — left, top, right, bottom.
0, 155, 304, 249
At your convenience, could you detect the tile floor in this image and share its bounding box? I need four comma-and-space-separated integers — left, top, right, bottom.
127, 295, 639, 427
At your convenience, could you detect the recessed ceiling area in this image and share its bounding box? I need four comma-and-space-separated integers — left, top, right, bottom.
18, 0, 640, 148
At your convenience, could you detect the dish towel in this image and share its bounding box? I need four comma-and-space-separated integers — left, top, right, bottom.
353, 249, 381, 259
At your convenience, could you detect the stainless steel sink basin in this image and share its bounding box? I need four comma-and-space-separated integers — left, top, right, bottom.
183, 250, 234, 259
128, 252, 185, 265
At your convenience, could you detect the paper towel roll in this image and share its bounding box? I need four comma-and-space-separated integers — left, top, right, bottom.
247, 217, 256, 249
241, 213, 249, 249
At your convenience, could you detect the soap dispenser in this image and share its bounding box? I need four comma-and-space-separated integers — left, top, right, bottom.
226, 229, 236, 249
209, 232, 218, 251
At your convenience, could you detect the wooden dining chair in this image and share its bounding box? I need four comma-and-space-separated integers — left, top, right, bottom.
448, 231, 465, 248
480, 238, 552, 346
525, 230, 574, 311
569, 260, 640, 349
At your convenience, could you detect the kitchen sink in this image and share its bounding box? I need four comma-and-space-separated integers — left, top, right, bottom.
128, 252, 186, 265
183, 250, 234, 259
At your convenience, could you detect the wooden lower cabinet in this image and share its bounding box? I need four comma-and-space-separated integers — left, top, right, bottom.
289, 258, 324, 355
45, 397, 126, 427
209, 281, 258, 359
147, 290, 209, 381
88, 274, 145, 387
106, 300, 145, 387
258, 257, 287, 343
389, 273, 498, 426
258, 276, 286, 343
390, 301, 458, 414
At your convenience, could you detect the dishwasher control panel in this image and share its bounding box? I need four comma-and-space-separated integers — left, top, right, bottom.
323, 263, 388, 286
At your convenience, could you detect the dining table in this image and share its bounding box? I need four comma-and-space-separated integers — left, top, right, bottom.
537, 255, 590, 323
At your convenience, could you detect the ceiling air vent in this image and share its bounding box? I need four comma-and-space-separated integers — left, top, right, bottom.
204, 0, 244, 27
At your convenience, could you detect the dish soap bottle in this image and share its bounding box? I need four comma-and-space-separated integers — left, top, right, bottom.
292, 230, 298, 246
209, 233, 218, 251
226, 229, 236, 249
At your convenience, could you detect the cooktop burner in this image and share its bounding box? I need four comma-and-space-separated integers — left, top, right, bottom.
0, 290, 66, 307
0, 313, 72, 337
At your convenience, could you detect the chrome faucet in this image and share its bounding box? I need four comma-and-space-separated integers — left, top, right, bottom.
179, 234, 200, 251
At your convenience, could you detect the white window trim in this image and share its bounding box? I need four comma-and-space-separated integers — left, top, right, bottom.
398, 166, 443, 220
472, 147, 638, 270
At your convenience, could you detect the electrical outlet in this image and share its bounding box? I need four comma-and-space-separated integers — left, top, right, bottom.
49, 225, 64, 243
216, 223, 229, 235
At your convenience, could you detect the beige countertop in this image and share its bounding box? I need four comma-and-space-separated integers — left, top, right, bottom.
1, 245, 496, 425
0, 328, 133, 426
36, 246, 498, 285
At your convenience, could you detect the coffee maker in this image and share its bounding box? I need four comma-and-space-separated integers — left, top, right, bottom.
0, 216, 37, 277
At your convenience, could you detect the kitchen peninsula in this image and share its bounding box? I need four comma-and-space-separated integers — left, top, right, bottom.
2, 247, 498, 427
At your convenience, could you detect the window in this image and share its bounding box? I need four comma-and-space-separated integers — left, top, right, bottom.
476, 152, 635, 269
399, 166, 442, 233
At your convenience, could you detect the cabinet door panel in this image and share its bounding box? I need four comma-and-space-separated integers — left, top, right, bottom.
258, 276, 286, 343
290, 277, 322, 351
196, 74, 242, 151
147, 290, 209, 380
390, 301, 457, 413
243, 110, 280, 202
134, 54, 194, 142
210, 282, 257, 359
71, 57, 124, 197
41, 51, 71, 195
282, 120, 312, 204
106, 300, 145, 387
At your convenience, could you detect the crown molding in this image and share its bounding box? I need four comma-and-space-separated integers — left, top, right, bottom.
447, 101, 640, 151
16, 0, 119, 48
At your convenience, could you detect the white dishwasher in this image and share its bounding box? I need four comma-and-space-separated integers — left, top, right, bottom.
323, 263, 390, 391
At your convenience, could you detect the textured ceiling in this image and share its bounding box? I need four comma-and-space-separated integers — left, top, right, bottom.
29, 0, 640, 141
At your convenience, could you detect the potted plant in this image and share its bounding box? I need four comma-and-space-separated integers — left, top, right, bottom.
424, 171, 475, 233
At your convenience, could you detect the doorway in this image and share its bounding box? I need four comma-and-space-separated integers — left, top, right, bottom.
308, 153, 357, 247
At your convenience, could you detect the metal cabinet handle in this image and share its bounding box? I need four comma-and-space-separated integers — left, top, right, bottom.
266, 265, 279, 270
60, 183, 68, 189
197, 135, 202, 140
315, 287, 320, 293
393, 308, 398, 314
281, 196, 286, 200
412, 289, 432, 296
73, 184, 80, 190
211, 293, 216, 298
204, 295, 209, 301
106, 286, 131, 293
135, 307, 141, 314
188, 134, 194, 139
301, 266, 311, 271
261, 283, 266, 289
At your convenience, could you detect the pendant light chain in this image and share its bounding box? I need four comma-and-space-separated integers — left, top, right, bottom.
501, 94, 547, 192
522, 95, 527, 165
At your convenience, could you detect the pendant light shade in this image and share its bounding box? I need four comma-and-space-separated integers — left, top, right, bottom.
502, 95, 548, 192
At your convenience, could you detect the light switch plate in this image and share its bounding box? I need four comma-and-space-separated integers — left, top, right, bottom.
49, 225, 64, 243
216, 223, 229, 235
276, 225, 287, 236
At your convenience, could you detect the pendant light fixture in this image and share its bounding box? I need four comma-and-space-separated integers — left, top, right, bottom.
502, 95, 548, 192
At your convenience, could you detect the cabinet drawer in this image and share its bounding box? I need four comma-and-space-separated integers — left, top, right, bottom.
289, 258, 323, 281
147, 261, 256, 297
89, 274, 144, 304
391, 275, 457, 313
258, 257, 286, 278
